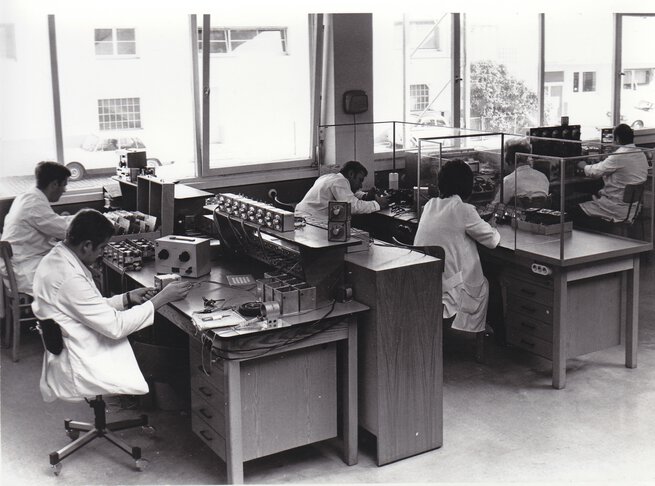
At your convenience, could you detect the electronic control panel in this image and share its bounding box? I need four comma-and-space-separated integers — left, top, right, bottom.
212, 193, 295, 232
155, 235, 211, 278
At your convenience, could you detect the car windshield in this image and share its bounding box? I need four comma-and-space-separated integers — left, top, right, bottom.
81, 135, 99, 151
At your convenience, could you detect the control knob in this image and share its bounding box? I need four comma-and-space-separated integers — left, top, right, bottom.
158, 249, 169, 260
179, 251, 191, 263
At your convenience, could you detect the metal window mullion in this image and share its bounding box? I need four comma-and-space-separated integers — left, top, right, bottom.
612, 14, 622, 126
190, 15, 202, 175
201, 14, 211, 177
310, 14, 324, 165
48, 15, 64, 164
451, 13, 461, 129
538, 13, 545, 125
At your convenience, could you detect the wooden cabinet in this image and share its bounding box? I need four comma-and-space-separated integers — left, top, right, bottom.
345, 245, 443, 466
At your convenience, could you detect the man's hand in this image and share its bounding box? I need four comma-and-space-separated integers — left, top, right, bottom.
375, 194, 389, 210
149, 281, 193, 310
126, 287, 156, 306
362, 187, 378, 201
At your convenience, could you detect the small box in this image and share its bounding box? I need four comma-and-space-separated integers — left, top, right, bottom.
264, 280, 286, 302
294, 283, 317, 312
155, 235, 211, 278
154, 273, 181, 291
273, 285, 299, 315
328, 221, 351, 242
256, 277, 277, 299
328, 201, 351, 222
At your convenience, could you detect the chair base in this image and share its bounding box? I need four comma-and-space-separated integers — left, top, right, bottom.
49, 397, 148, 468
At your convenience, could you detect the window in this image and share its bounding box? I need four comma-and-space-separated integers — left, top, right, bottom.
623, 68, 652, 89
410, 84, 430, 111
197, 27, 288, 54
573, 72, 580, 92
582, 72, 596, 92
97, 98, 141, 130
94, 28, 136, 56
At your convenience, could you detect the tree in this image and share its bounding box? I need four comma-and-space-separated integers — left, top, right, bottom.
470, 60, 538, 133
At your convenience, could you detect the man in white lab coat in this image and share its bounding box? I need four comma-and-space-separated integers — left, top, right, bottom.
495, 138, 550, 205
414, 159, 500, 334
2, 161, 73, 294
579, 124, 649, 222
32, 209, 191, 402
295, 160, 389, 220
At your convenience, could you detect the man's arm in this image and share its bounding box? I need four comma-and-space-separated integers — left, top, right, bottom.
30, 202, 73, 240
583, 154, 620, 178
331, 178, 382, 214
57, 275, 154, 339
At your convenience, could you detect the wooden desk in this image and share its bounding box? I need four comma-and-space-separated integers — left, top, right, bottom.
121, 262, 367, 484
345, 244, 443, 464
359, 210, 651, 389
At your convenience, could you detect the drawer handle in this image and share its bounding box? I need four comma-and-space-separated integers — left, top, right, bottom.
198, 386, 213, 398
520, 305, 536, 313
520, 322, 536, 330
199, 408, 213, 420
199, 430, 213, 442
520, 339, 536, 348
520, 288, 536, 296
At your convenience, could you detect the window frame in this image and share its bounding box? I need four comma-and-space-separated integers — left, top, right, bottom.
94, 27, 137, 58
97, 97, 142, 131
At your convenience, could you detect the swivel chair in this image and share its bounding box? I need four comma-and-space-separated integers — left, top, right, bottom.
36, 319, 152, 476
0, 241, 37, 362
392, 237, 485, 363
604, 182, 646, 238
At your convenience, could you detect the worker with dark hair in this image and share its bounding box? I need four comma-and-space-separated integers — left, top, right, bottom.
1, 162, 73, 294
578, 123, 648, 222
414, 159, 500, 334
295, 160, 389, 219
495, 138, 549, 204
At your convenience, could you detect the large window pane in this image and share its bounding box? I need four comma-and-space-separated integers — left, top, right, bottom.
202, 13, 311, 170
462, 12, 539, 135
0, 5, 57, 196
545, 13, 613, 139
56, 11, 196, 184
620, 15, 655, 130
373, 12, 452, 152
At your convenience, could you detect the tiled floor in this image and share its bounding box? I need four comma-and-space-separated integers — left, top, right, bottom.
1, 254, 654, 485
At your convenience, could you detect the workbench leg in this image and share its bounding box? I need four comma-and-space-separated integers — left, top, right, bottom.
552, 272, 567, 390
341, 319, 358, 466
626, 256, 640, 369
225, 361, 244, 484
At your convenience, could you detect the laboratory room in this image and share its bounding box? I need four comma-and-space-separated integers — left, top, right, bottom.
1, 1, 655, 484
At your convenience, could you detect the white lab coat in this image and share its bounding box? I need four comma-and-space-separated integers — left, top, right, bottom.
414, 196, 500, 332
295, 172, 379, 220
32, 242, 155, 402
1, 187, 73, 294
498, 165, 550, 204
580, 144, 649, 222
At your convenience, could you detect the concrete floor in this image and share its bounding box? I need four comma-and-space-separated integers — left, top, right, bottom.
2, 255, 654, 485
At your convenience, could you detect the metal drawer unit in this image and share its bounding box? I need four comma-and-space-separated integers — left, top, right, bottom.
502, 271, 554, 359
189, 338, 227, 460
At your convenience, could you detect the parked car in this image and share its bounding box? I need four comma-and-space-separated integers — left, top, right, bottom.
63, 134, 162, 181
381, 110, 449, 149
608, 100, 655, 130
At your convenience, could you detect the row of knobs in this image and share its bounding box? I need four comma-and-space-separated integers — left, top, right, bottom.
158, 249, 191, 262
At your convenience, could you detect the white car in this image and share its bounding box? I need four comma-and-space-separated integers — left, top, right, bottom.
618, 100, 655, 129
63, 134, 161, 181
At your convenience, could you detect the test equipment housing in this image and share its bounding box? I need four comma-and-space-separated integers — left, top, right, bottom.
155, 235, 211, 278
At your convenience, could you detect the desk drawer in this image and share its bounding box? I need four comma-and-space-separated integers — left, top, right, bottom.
191, 390, 225, 437
191, 371, 223, 406
505, 311, 552, 343
502, 275, 553, 305
507, 294, 553, 324
507, 328, 552, 360
192, 411, 226, 460
189, 339, 224, 393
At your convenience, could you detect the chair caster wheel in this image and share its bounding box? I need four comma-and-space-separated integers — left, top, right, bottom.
135, 458, 149, 471
52, 463, 62, 476
141, 425, 156, 436
66, 429, 80, 440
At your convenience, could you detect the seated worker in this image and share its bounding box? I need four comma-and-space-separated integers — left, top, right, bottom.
295, 160, 389, 219
494, 138, 549, 205
1, 161, 74, 295
414, 159, 501, 334
32, 209, 192, 402
577, 123, 649, 222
